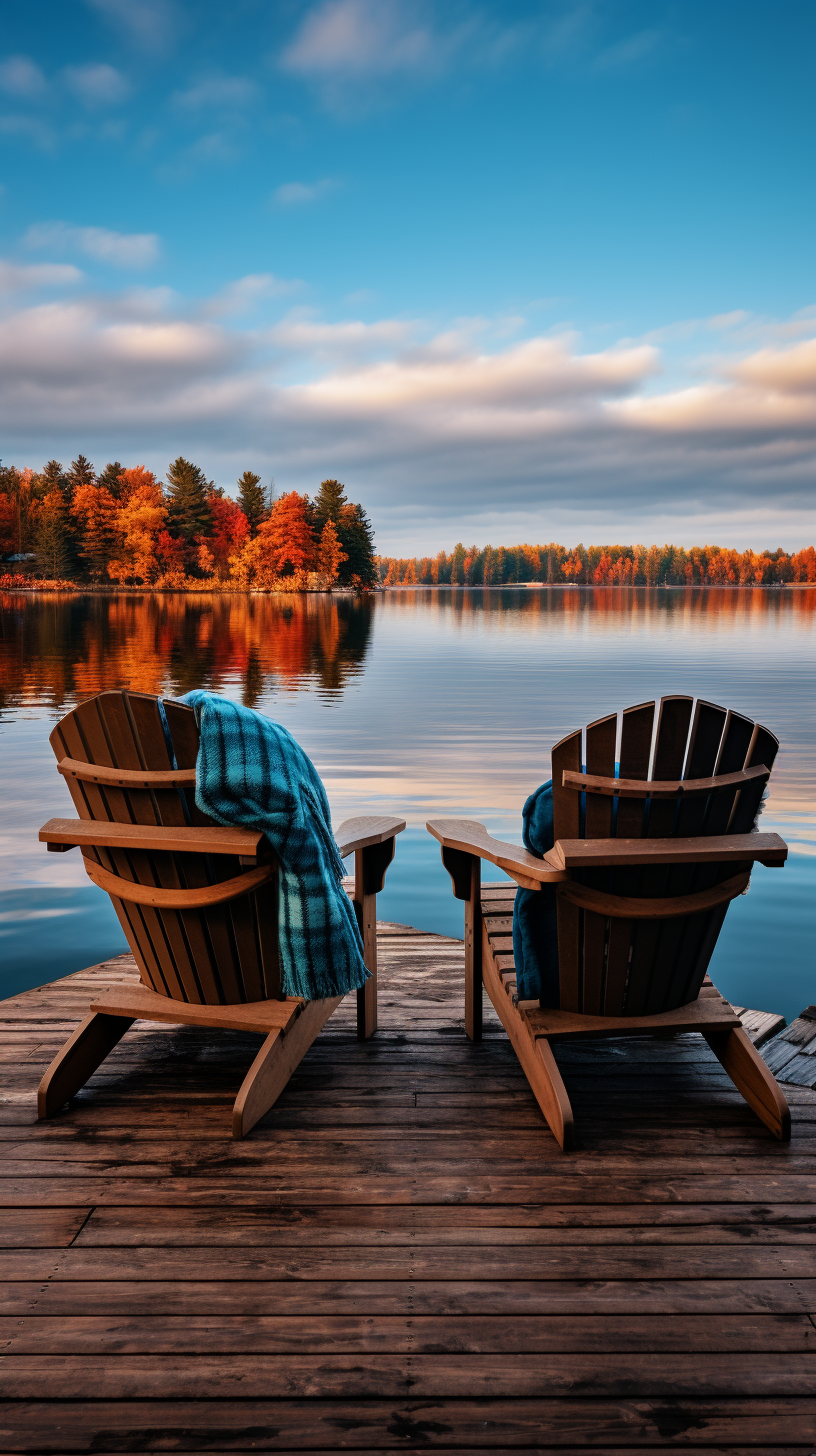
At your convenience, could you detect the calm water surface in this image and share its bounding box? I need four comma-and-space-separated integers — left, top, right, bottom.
1, 587, 814, 1020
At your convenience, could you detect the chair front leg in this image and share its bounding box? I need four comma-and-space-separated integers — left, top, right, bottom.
355, 837, 396, 1040
441, 846, 482, 1042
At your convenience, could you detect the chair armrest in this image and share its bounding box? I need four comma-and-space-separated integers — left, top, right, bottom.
39, 817, 269, 860
426, 819, 569, 892
334, 815, 406, 859
548, 831, 788, 870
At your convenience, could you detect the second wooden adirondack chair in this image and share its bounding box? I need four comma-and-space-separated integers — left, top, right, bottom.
38, 690, 405, 1137
428, 696, 791, 1150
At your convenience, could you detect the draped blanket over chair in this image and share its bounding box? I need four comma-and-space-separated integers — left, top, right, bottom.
38, 690, 404, 1138
428, 696, 791, 1150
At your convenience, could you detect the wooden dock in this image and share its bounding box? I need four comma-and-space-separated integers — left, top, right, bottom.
1, 914, 815, 1452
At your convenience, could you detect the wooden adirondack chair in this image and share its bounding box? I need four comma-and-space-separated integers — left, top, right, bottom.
428, 697, 791, 1150
38, 690, 405, 1137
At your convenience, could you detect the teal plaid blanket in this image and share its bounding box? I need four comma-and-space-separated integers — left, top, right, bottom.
179, 691, 367, 1001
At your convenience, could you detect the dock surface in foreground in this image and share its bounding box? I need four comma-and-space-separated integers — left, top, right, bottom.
0, 913, 815, 1452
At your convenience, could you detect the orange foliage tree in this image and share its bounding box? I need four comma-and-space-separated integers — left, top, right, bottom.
257, 492, 315, 577
317, 519, 347, 586
107, 468, 167, 584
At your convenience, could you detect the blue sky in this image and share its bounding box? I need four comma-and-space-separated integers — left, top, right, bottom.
1, 0, 814, 551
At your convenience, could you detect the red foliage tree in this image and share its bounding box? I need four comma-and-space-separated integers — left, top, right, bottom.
208, 492, 250, 572
257, 492, 315, 576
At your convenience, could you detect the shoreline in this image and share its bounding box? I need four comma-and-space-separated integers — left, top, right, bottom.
2, 581, 814, 596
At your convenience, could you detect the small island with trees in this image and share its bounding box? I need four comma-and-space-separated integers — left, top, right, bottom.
0, 459, 376, 591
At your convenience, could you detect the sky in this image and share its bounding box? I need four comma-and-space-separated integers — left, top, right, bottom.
0, 0, 814, 554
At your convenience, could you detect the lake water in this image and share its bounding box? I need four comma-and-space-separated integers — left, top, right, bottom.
1, 587, 813, 1021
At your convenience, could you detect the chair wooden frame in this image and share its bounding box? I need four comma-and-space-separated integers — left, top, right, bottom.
428, 696, 791, 1150
37, 690, 405, 1138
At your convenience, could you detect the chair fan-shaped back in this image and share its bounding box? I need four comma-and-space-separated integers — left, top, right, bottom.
50, 690, 282, 1006
550, 697, 778, 1017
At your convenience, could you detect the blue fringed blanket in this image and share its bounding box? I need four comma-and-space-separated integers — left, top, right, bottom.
179, 691, 367, 1001
511, 779, 560, 1006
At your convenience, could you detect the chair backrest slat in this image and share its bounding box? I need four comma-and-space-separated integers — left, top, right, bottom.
601, 702, 654, 1014
553, 695, 777, 1019
580, 714, 617, 1013
551, 729, 582, 1011
48, 691, 282, 1006
619, 696, 693, 1015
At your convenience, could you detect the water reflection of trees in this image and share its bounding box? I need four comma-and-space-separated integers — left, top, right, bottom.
0, 592, 373, 716
383, 585, 816, 633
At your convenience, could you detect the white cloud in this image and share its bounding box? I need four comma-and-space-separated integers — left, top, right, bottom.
269, 313, 417, 358
0, 55, 46, 98
173, 75, 260, 109
24, 222, 159, 269
593, 29, 659, 71
84, 0, 177, 51
62, 63, 131, 107
730, 339, 816, 394
283, 0, 435, 77
0, 271, 813, 549
272, 178, 341, 207
207, 273, 304, 317
0, 114, 55, 149
0, 261, 83, 292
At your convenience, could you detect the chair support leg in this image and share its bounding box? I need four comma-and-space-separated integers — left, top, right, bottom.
38, 1011, 134, 1118
464, 857, 482, 1042
355, 882, 377, 1041
232, 995, 342, 1139
479, 928, 575, 1149
534, 1037, 576, 1152
703, 1025, 791, 1141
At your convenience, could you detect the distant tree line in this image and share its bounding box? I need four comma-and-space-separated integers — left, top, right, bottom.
377, 540, 816, 587
0, 459, 376, 590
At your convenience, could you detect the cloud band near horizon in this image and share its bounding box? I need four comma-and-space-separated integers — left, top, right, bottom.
1, 266, 814, 553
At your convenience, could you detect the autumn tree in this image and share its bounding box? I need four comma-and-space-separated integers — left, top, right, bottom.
0, 466, 40, 555
237, 471, 267, 535
317, 519, 347, 587
257, 492, 315, 578
71, 483, 118, 580
107, 469, 167, 584
208, 488, 250, 572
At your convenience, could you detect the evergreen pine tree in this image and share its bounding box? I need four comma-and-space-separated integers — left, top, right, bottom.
314, 478, 348, 530
38, 461, 80, 571
237, 470, 267, 536
36, 491, 73, 579
41, 460, 67, 497
337, 503, 376, 587
450, 542, 466, 585
66, 455, 96, 495
165, 457, 213, 542
97, 461, 125, 497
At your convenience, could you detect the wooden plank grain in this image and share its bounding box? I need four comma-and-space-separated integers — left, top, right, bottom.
1, 1396, 815, 1451
2, 1351, 815, 1399
2, 1275, 815, 1317
2, 1312, 813, 1355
